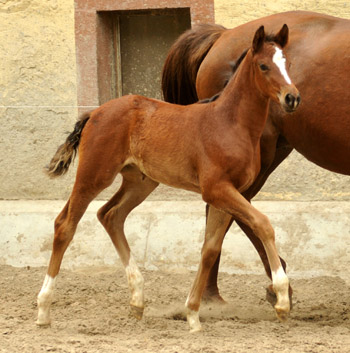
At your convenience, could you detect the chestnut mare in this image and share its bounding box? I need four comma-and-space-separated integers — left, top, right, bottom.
37, 26, 300, 332
162, 11, 350, 304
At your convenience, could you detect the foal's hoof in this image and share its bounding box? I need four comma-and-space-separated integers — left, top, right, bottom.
275, 306, 290, 323
187, 309, 202, 333
36, 319, 51, 327
266, 285, 293, 310
129, 305, 144, 320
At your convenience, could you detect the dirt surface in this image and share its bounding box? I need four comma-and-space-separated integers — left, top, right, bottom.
1, 265, 350, 352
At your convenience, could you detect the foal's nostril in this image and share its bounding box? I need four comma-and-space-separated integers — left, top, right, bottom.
285, 94, 295, 109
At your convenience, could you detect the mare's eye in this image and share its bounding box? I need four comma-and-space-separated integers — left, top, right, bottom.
259, 64, 269, 71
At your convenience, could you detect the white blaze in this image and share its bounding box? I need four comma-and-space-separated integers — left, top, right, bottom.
273, 47, 292, 84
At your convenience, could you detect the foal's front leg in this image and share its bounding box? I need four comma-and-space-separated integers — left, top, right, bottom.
208, 183, 290, 320
186, 182, 290, 332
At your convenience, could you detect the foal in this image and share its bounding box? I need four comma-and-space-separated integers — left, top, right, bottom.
37, 25, 300, 332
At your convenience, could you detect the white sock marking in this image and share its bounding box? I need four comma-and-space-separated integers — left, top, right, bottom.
272, 266, 289, 289
187, 308, 202, 333
272, 266, 290, 314
37, 274, 56, 325
273, 47, 292, 84
125, 255, 144, 308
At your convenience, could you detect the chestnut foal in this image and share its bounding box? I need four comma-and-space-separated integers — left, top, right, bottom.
36, 25, 300, 332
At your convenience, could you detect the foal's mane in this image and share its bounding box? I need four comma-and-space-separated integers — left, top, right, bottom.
198, 31, 282, 104
198, 49, 248, 104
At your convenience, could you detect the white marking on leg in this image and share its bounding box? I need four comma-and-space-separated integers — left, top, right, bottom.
185, 294, 202, 332
272, 266, 290, 320
36, 274, 57, 326
273, 47, 292, 84
125, 255, 144, 309
272, 266, 289, 292
186, 308, 202, 333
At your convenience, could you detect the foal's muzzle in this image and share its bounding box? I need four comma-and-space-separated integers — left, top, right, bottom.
284, 93, 301, 112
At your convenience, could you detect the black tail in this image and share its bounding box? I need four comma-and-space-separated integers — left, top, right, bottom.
161, 24, 226, 105
45, 113, 90, 178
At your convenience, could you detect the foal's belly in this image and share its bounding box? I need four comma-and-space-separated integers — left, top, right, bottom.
129, 155, 201, 194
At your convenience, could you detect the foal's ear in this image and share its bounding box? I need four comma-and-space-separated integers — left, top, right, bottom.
275, 24, 289, 48
252, 25, 265, 54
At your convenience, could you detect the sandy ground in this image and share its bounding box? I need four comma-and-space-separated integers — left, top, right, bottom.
1, 264, 350, 352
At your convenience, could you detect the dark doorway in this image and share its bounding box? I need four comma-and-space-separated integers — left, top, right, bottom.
98, 9, 191, 103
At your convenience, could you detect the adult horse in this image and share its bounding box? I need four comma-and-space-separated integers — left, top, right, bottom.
36, 26, 299, 332
162, 11, 350, 304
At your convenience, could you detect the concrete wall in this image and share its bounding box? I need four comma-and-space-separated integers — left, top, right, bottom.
1, 200, 350, 280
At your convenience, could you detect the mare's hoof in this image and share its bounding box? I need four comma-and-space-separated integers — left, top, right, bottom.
266, 285, 293, 310
130, 305, 144, 320
202, 291, 226, 305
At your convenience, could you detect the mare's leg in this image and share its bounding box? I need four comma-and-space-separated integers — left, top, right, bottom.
203, 142, 293, 304
186, 206, 232, 332
186, 183, 290, 332
97, 167, 158, 319
202, 204, 233, 303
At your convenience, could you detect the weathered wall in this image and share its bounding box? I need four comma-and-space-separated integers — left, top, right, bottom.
0, 0, 78, 200
0, 0, 349, 202
214, 0, 350, 28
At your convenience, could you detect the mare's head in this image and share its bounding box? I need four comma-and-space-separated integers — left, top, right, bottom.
251, 24, 300, 113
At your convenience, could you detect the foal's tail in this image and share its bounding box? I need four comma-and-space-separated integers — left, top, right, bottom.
161, 24, 226, 105
46, 113, 90, 178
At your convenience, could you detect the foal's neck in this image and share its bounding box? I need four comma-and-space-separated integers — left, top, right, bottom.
215, 50, 270, 143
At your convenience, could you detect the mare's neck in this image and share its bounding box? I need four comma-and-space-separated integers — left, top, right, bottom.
214, 51, 270, 144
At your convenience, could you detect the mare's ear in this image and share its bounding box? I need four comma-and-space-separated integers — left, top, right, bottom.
275, 24, 289, 48
252, 26, 265, 54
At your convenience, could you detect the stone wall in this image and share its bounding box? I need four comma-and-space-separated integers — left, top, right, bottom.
214, 0, 350, 28
0, 0, 78, 200
0, 0, 349, 202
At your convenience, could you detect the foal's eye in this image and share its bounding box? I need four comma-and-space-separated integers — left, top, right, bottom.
259, 64, 269, 71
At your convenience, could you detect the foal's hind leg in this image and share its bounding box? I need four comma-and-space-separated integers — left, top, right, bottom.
37, 155, 123, 325
36, 189, 101, 325
97, 167, 158, 320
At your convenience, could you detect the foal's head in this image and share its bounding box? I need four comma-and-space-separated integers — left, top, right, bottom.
250, 24, 300, 113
